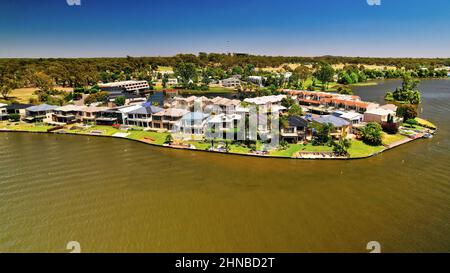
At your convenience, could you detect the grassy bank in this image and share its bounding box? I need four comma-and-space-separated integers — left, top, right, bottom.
347, 140, 385, 158
0, 121, 427, 160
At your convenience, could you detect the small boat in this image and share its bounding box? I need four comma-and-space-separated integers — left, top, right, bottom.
423, 133, 433, 139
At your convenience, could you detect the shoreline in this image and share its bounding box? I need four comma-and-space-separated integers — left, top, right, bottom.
0, 127, 430, 161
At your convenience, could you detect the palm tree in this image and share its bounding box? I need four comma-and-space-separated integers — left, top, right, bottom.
332, 139, 351, 156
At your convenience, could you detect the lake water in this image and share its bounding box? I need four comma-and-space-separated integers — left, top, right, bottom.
0, 79, 449, 252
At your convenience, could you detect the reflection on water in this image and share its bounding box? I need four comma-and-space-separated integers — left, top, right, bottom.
0, 79, 449, 252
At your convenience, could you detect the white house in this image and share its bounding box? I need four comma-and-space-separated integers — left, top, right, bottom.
0, 103, 8, 120
364, 108, 396, 123
222, 77, 241, 88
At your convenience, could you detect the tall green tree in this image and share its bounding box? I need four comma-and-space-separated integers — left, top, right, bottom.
32, 71, 54, 92
314, 62, 335, 90
0, 75, 17, 99
174, 62, 198, 88
162, 74, 169, 88
396, 104, 418, 121
388, 73, 421, 104
312, 122, 334, 144
287, 104, 303, 116
294, 65, 312, 88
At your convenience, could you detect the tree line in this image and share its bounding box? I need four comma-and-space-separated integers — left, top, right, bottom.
1, 53, 449, 104
1, 53, 449, 86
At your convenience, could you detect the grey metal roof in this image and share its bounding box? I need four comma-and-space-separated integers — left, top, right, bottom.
6, 103, 33, 110
288, 116, 309, 128
312, 115, 350, 127
26, 104, 58, 112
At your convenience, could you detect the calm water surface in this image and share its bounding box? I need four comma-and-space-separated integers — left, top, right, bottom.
1, 79, 449, 252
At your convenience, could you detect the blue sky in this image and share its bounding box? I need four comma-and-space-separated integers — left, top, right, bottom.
1, 0, 450, 58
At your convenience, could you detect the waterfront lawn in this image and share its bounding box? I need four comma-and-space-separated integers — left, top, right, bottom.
347, 140, 384, 158
300, 143, 334, 152
229, 144, 251, 154
270, 144, 303, 157
183, 141, 253, 154
0, 121, 53, 132
415, 118, 436, 129
68, 125, 122, 136
127, 130, 169, 145
270, 143, 334, 157
382, 133, 408, 146
185, 141, 210, 150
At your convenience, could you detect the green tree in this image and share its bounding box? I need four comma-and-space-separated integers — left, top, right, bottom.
337, 86, 353, 95
312, 122, 334, 145
281, 96, 295, 108
174, 62, 198, 88
338, 71, 354, 85
85, 91, 109, 105
114, 96, 126, 106
288, 104, 303, 116
201, 68, 212, 85
294, 65, 312, 88
396, 104, 418, 121
165, 134, 173, 144
314, 62, 335, 90
388, 73, 421, 104
0, 75, 17, 99
162, 74, 169, 88
332, 138, 351, 156
279, 115, 289, 129
232, 66, 243, 75
278, 140, 289, 150
32, 71, 54, 92
360, 122, 383, 146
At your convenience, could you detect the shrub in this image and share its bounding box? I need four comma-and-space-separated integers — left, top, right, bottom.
8, 113, 21, 122
405, 119, 418, 126
164, 134, 173, 144
114, 96, 126, 106
278, 140, 289, 150
381, 122, 399, 134
85, 91, 109, 105
360, 122, 383, 146
337, 86, 353, 95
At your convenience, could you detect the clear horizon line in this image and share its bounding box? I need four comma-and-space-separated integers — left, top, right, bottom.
1, 53, 450, 59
